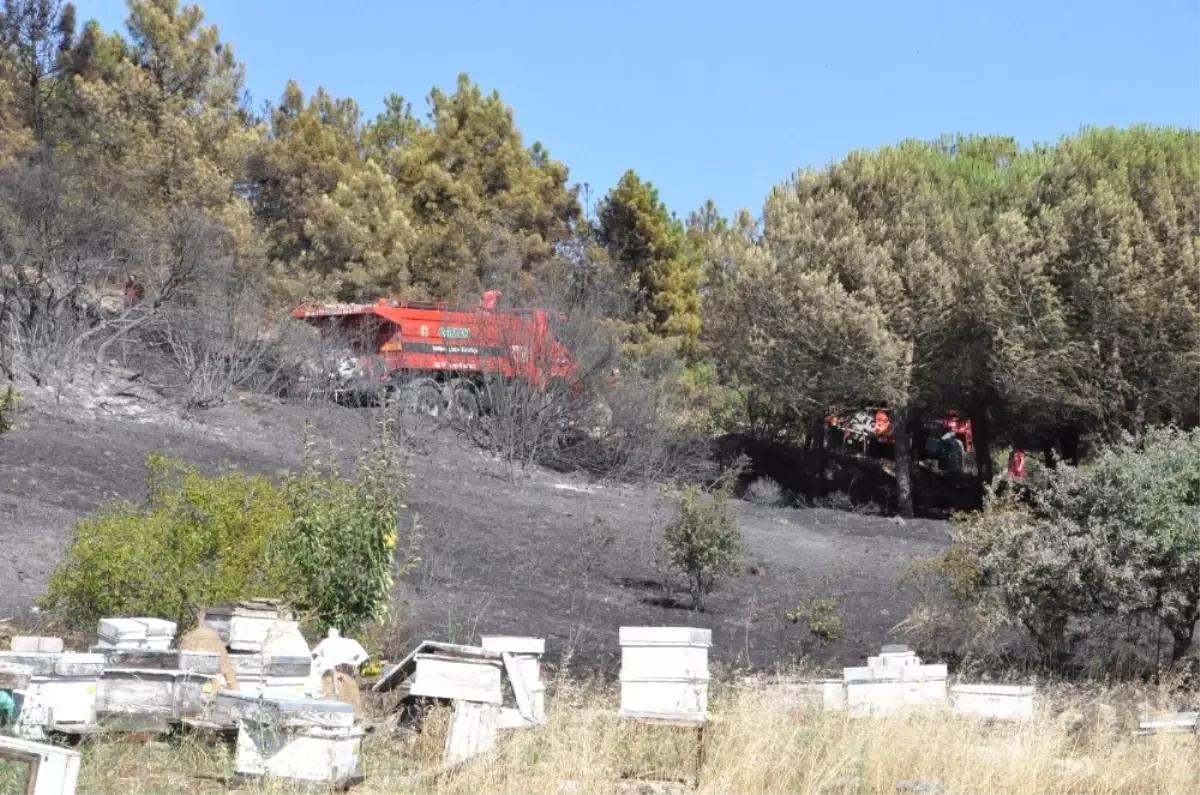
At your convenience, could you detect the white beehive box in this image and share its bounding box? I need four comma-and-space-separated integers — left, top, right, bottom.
96, 618, 174, 651
0, 735, 82, 795
844, 663, 948, 718
950, 684, 1035, 721
866, 650, 920, 668
1136, 712, 1199, 735
9, 637, 64, 654
230, 654, 312, 699
235, 725, 363, 786
0, 653, 104, 739
619, 627, 711, 723
220, 692, 362, 787
409, 654, 503, 705
204, 602, 288, 653
96, 668, 221, 722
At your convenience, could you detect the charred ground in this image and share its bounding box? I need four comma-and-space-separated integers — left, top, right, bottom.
0, 380, 949, 675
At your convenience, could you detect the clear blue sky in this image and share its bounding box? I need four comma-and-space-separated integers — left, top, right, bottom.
77, 0, 1200, 219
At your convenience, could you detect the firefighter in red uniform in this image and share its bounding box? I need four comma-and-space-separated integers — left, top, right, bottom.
1007, 449, 1026, 481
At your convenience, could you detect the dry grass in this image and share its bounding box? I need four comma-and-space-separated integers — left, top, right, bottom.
71, 678, 1198, 795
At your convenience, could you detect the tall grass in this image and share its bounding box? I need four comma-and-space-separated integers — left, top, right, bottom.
74, 678, 1198, 795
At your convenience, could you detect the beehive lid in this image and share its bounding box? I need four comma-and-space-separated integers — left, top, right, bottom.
950, 684, 1035, 696
134, 618, 177, 638
480, 636, 545, 655
843, 663, 948, 683
619, 627, 712, 647
215, 691, 355, 728
99, 618, 148, 640
206, 600, 287, 620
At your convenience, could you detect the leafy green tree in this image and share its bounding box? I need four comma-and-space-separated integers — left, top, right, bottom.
120, 0, 260, 214
0, 0, 78, 148
42, 422, 420, 635
757, 145, 962, 514
1027, 126, 1200, 441
284, 418, 419, 634
0, 384, 18, 432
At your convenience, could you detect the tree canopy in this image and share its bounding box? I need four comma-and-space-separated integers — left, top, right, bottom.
0, 1, 1195, 520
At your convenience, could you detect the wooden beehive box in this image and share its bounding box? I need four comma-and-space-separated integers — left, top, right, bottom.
96, 668, 222, 724
0, 653, 105, 739
218, 692, 362, 787
619, 626, 711, 723
843, 663, 948, 718
0, 735, 82, 795
204, 601, 289, 653
409, 653, 503, 705
481, 636, 546, 723
950, 684, 1035, 721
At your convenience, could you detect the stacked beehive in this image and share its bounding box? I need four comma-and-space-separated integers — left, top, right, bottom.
95, 618, 176, 651
217, 690, 363, 788
203, 601, 312, 699
843, 645, 948, 718
0, 643, 105, 739
618, 627, 712, 724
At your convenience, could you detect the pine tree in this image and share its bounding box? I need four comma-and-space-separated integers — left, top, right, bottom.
596, 169, 700, 356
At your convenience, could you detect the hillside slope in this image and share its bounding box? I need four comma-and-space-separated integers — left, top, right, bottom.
0, 383, 949, 673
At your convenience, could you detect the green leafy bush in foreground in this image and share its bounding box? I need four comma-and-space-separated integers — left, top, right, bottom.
42, 454, 292, 629
42, 417, 419, 635
284, 422, 420, 634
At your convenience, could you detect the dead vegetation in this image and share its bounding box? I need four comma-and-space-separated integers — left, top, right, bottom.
69, 677, 1199, 795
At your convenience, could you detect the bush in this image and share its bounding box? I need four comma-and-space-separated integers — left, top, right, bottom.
907, 426, 1200, 670
662, 471, 743, 610
0, 385, 16, 433
786, 596, 844, 644
42, 417, 420, 635
284, 416, 420, 634
813, 490, 854, 512
42, 454, 293, 628
745, 476, 784, 507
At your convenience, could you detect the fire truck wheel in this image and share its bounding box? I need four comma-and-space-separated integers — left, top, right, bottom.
448, 383, 480, 421
407, 380, 444, 418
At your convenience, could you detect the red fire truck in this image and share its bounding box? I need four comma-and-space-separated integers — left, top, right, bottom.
292, 291, 577, 417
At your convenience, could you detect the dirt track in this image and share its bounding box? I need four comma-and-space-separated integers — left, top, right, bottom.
0, 386, 950, 674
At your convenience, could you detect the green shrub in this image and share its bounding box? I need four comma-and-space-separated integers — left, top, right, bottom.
745, 476, 784, 507
42, 416, 420, 636
283, 417, 420, 635
786, 596, 844, 644
0, 385, 19, 434
909, 425, 1200, 667
663, 471, 743, 610
41, 454, 292, 628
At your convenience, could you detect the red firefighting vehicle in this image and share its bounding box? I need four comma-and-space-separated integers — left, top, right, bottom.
291, 290, 577, 417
